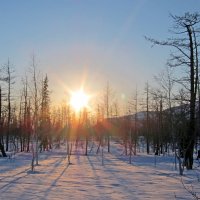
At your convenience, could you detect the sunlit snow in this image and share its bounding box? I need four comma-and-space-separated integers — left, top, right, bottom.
0, 142, 199, 200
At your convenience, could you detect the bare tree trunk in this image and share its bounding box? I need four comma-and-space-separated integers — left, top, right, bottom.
129, 128, 132, 164
185, 24, 196, 170
134, 88, 138, 155
26, 100, 31, 152
145, 82, 150, 154
30, 55, 40, 166
105, 82, 112, 153
0, 87, 7, 157
6, 59, 11, 152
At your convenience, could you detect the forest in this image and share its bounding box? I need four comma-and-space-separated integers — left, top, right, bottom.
0, 12, 200, 179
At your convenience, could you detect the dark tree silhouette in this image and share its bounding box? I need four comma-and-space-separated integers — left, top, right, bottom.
146, 12, 200, 169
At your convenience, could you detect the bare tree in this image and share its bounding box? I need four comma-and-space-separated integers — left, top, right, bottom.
1, 59, 15, 152
104, 82, 114, 153
144, 82, 150, 154
29, 55, 41, 166
95, 104, 104, 154
0, 86, 6, 157
129, 87, 139, 157
146, 12, 200, 169
19, 75, 31, 152
150, 88, 165, 155
154, 67, 175, 154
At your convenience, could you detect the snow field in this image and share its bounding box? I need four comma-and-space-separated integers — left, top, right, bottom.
0, 144, 199, 200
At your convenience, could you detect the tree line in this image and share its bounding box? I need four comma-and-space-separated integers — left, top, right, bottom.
0, 12, 199, 173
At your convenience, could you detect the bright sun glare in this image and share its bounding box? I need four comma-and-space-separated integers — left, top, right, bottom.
70, 90, 89, 112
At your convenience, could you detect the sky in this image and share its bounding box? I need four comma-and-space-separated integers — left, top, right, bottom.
0, 0, 199, 109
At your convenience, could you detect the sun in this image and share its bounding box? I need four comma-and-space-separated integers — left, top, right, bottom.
70, 89, 89, 112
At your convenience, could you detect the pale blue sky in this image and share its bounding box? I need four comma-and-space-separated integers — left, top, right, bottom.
0, 0, 199, 106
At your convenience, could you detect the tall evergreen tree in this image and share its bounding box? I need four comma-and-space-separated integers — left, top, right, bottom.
40, 74, 50, 151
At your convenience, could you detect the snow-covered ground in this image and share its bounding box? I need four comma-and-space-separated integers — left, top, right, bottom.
0, 142, 199, 200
